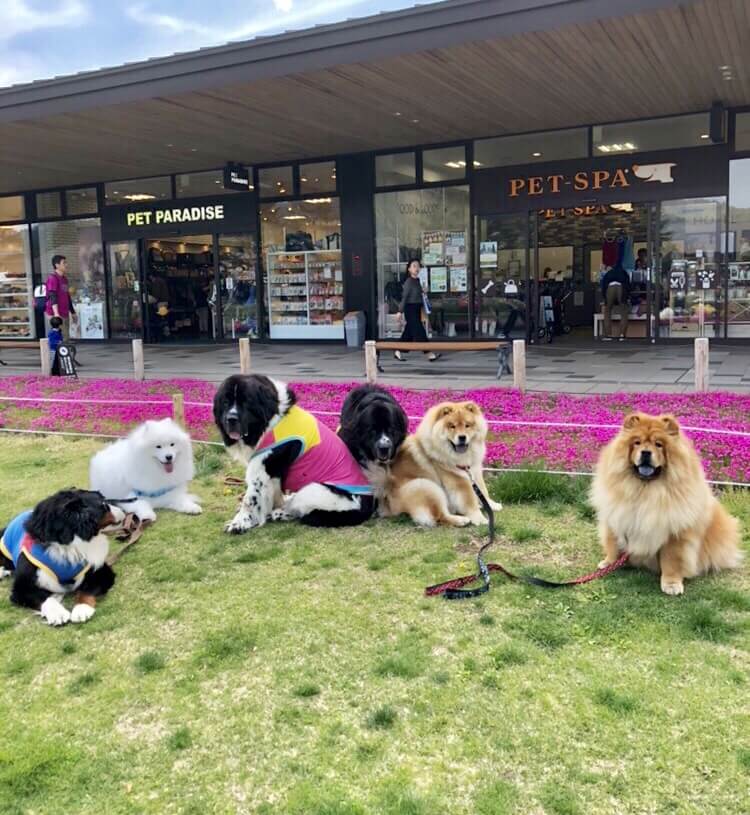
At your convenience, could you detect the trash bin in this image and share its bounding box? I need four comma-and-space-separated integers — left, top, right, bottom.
344, 311, 366, 347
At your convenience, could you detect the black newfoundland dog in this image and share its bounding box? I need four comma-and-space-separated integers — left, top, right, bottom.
338, 384, 408, 472
213, 374, 376, 531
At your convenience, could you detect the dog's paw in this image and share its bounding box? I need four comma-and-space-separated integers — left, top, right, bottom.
181, 502, 203, 515
597, 559, 615, 570
71, 603, 96, 623
661, 577, 685, 596
270, 508, 291, 522
468, 512, 487, 526
488, 500, 503, 512
0, 567, 12, 580
40, 597, 70, 626
225, 513, 255, 534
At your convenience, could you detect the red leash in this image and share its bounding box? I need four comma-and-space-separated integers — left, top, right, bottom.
425, 550, 630, 597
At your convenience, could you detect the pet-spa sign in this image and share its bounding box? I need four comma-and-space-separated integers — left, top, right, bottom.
101, 192, 257, 241
471, 145, 729, 214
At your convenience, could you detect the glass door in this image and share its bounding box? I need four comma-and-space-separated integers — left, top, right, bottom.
0, 225, 33, 339
218, 233, 258, 339
474, 213, 530, 339
107, 240, 142, 338
657, 197, 727, 339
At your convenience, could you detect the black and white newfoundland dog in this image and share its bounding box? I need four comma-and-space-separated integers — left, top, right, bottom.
0, 489, 124, 626
213, 374, 376, 532
338, 384, 408, 477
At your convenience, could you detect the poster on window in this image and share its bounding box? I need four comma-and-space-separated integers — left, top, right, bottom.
422, 230, 444, 265
430, 267, 448, 293
480, 241, 498, 267
445, 231, 467, 265
75, 302, 105, 339
449, 266, 468, 292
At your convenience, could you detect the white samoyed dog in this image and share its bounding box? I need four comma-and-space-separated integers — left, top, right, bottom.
90, 418, 202, 522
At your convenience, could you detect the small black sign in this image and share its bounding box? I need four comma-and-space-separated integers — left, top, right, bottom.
223, 163, 251, 192
52, 344, 77, 378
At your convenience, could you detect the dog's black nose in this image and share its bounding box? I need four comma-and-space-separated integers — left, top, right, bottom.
457, 434, 467, 445
640, 450, 652, 463
165, 453, 174, 462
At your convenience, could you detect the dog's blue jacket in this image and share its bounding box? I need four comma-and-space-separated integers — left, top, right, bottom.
0, 510, 91, 586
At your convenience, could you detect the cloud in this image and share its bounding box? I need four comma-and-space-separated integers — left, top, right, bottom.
3, 0, 88, 41
125, 3, 216, 38
274, 0, 294, 12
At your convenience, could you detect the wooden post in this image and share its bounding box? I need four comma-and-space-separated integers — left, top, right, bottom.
513, 339, 526, 392
172, 392, 185, 428
694, 337, 709, 393
365, 340, 378, 384
39, 338, 51, 376
239, 337, 251, 375
132, 339, 144, 381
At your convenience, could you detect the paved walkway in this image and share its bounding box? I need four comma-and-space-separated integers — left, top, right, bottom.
2, 340, 750, 393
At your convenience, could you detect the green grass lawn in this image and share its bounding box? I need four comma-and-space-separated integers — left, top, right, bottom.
0, 435, 748, 815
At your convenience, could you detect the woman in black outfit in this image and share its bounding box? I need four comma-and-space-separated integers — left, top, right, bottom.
395, 259, 440, 362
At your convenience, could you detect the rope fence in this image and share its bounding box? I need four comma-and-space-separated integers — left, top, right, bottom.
1, 389, 748, 487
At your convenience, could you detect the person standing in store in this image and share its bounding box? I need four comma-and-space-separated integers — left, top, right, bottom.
395, 259, 441, 362
45, 255, 77, 340
601, 263, 631, 341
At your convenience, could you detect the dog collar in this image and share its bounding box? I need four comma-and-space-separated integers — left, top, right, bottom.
133, 485, 177, 499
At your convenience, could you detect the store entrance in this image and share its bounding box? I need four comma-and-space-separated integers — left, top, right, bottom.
534, 204, 654, 342
475, 203, 655, 343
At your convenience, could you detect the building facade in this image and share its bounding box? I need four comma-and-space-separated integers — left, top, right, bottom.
1, 1, 749, 345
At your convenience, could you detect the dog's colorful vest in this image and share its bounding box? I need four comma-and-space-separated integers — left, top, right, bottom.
255, 405, 372, 495
0, 510, 91, 586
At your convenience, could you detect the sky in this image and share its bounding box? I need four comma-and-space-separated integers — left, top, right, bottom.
1, 0, 416, 89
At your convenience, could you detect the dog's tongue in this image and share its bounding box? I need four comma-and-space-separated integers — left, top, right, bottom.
638, 464, 656, 478
164, 461, 174, 474
228, 431, 242, 441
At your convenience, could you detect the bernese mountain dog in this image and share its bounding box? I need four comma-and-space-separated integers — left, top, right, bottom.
213, 374, 375, 532
0, 489, 124, 626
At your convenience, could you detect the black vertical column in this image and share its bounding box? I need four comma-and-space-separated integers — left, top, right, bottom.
338, 152, 376, 339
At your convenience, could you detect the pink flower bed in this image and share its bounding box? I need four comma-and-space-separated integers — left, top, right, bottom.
1, 376, 749, 484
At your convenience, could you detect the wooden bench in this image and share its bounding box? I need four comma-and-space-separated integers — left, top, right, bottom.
365, 339, 525, 389
0, 338, 50, 374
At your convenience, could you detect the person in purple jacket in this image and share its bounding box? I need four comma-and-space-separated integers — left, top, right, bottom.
44, 255, 77, 338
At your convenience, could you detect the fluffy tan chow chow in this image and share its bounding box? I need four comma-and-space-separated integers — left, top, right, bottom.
591, 412, 741, 595
379, 400, 501, 527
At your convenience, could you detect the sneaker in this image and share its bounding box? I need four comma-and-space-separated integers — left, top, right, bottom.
619, 335, 626, 342
428, 352, 442, 361
601, 337, 613, 342
394, 351, 405, 361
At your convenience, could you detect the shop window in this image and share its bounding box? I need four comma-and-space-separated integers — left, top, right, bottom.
474, 128, 587, 168
0, 195, 25, 223
105, 177, 171, 205
34, 218, 107, 339
258, 166, 294, 198
35, 191, 62, 219
375, 186, 470, 339
176, 170, 249, 197
728, 159, 750, 338
299, 161, 337, 195
0, 225, 34, 338
659, 197, 726, 339
422, 146, 466, 182
261, 198, 343, 339
66, 187, 98, 216
735, 112, 750, 152
376, 153, 416, 187
593, 113, 712, 155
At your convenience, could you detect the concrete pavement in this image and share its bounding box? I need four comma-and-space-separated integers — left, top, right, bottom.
2, 340, 750, 393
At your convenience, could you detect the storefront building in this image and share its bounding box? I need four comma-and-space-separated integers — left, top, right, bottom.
1, 1, 749, 346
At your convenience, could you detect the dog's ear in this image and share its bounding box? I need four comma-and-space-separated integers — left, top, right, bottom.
661, 414, 680, 436
439, 404, 454, 418
462, 401, 480, 415
622, 413, 642, 430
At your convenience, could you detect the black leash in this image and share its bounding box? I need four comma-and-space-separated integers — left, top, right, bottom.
426, 470, 629, 600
